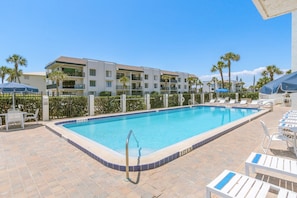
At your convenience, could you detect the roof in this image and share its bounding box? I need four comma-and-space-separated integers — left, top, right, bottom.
45, 56, 87, 69
252, 0, 297, 19
116, 64, 144, 72
23, 72, 46, 76
160, 70, 179, 76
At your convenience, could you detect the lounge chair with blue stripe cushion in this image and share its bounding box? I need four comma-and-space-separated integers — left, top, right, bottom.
245, 152, 297, 178
206, 169, 297, 197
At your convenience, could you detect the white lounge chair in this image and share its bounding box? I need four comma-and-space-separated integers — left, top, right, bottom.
245, 152, 297, 178
206, 169, 297, 197
239, 99, 247, 105
5, 112, 25, 131
208, 99, 216, 104
260, 120, 288, 153
25, 108, 39, 123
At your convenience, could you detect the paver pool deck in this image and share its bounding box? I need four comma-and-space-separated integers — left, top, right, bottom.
1, 105, 297, 197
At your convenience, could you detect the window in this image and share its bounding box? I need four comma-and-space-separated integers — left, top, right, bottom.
184, 85, 187, 89
184, 79, 187, 83
144, 74, 149, 80
106, 81, 112, 87
154, 83, 158, 88
145, 83, 148, 88
178, 78, 181, 82
90, 80, 96, 87
178, 85, 181, 89
154, 75, 158, 80
90, 69, 96, 76
106, 70, 112, 77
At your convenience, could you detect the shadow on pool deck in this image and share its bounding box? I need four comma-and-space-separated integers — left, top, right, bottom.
0, 105, 297, 197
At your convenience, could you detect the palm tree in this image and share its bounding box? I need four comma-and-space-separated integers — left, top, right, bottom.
211, 61, 226, 88
261, 65, 283, 81
6, 54, 27, 83
187, 76, 198, 93
207, 82, 212, 92
211, 77, 218, 91
0, 66, 10, 83
119, 75, 130, 95
6, 68, 23, 82
195, 78, 203, 93
48, 70, 68, 96
221, 52, 240, 91
161, 75, 171, 94
286, 69, 292, 74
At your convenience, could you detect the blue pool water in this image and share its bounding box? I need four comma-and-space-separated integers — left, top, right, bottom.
62, 106, 259, 156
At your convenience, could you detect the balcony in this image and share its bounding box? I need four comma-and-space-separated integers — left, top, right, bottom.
131, 86, 143, 91
64, 71, 85, 77
62, 84, 85, 89
116, 85, 131, 90
131, 76, 142, 81
47, 84, 57, 89
170, 79, 177, 83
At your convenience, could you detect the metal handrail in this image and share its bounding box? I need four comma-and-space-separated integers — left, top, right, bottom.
125, 130, 139, 179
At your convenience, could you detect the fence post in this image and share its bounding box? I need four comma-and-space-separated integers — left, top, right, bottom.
121, 94, 126, 112
236, 93, 239, 103
163, 94, 168, 108
178, 94, 184, 106
145, 94, 151, 110
42, 95, 49, 121
88, 95, 94, 116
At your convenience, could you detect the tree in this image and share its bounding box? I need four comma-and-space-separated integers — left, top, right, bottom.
211, 77, 218, 91
0, 66, 10, 83
6, 54, 27, 83
221, 52, 240, 91
119, 75, 130, 95
286, 69, 292, 74
161, 75, 171, 94
48, 70, 68, 96
261, 65, 283, 81
6, 68, 23, 82
187, 76, 198, 93
195, 78, 203, 93
211, 61, 226, 88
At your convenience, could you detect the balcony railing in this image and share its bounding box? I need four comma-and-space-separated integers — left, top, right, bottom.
131, 76, 142, 81
64, 72, 85, 77
116, 85, 131, 90
131, 86, 142, 90
47, 84, 57, 89
62, 84, 85, 89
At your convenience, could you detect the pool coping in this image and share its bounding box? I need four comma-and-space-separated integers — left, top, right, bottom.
45, 105, 270, 172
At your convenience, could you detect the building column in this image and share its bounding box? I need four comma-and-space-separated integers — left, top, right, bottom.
121, 94, 126, 113
292, 11, 297, 72
163, 94, 168, 108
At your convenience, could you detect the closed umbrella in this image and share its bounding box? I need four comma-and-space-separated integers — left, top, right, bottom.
0, 82, 39, 110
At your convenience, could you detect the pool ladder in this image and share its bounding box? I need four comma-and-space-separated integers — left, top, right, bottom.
125, 130, 139, 179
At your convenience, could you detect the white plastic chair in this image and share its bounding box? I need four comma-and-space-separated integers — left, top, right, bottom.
25, 108, 39, 123
260, 120, 288, 153
5, 112, 25, 131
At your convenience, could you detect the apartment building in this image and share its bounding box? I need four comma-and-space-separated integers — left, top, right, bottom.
45, 56, 194, 96
19, 72, 46, 94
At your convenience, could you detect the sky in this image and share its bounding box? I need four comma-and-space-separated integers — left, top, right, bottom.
0, 0, 292, 87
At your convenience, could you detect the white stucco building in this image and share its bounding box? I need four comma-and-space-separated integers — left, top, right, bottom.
45, 56, 194, 96
19, 72, 46, 94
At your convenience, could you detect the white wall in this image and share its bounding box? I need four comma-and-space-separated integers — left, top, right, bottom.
19, 73, 46, 94
292, 11, 297, 72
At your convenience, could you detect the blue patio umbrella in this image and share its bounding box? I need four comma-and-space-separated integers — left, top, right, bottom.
215, 88, 229, 93
0, 82, 39, 110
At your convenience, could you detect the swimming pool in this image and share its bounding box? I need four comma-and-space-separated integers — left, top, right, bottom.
47, 106, 269, 171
